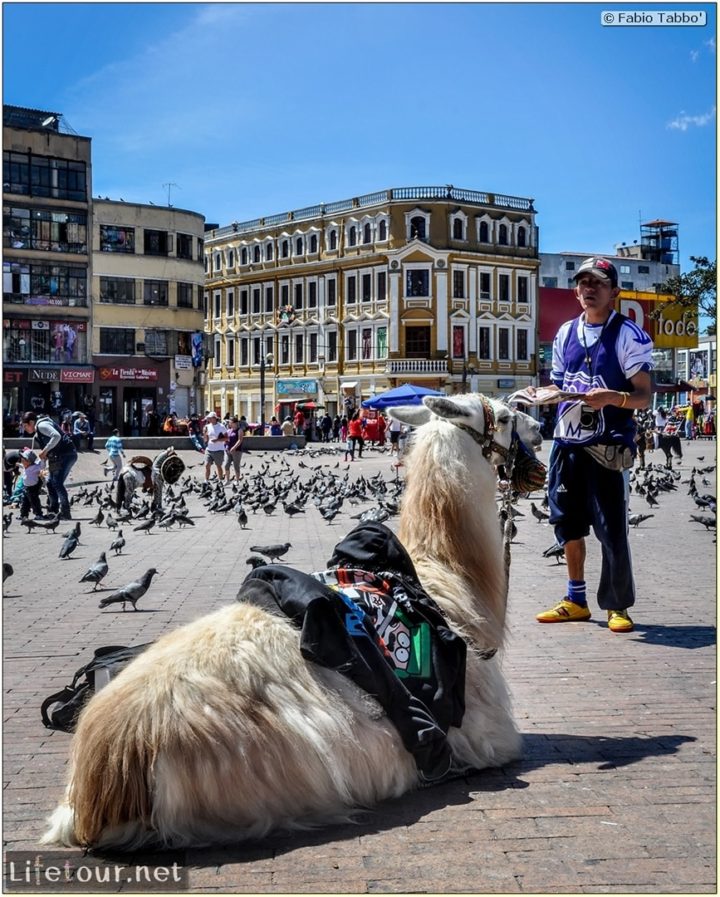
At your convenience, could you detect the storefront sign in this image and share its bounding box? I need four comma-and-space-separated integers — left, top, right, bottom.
61, 368, 95, 383
276, 379, 318, 396
4, 370, 25, 384
497, 378, 515, 388
29, 368, 61, 382
99, 366, 159, 382
174, 355, 192, 371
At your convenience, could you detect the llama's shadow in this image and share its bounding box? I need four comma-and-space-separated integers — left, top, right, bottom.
89, 731, 695, 870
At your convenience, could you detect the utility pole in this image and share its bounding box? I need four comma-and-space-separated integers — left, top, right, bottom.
163, 182, 180, 207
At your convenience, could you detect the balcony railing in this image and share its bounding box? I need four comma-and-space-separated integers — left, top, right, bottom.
386, 359, 449, 375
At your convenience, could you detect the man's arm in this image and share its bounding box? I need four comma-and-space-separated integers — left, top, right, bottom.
584, 371, 652, 411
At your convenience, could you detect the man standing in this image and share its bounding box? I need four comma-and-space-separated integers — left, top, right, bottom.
20, 410, 78, 520
533, 258, 653, 633
203, 411, 227, 482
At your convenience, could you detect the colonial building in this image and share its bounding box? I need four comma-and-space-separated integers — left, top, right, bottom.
203, 186, 539, 420
3, 105, 94, 418
91, 200, 206, 433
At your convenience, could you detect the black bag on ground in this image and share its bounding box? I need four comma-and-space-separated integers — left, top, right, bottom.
41, 643, 152, 732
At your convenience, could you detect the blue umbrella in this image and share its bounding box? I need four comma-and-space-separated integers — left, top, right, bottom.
361, 383, 445, 410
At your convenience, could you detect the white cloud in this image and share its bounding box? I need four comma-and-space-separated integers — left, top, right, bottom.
667, 106, 716, 131
705, 37, 716, 53
690, 49, 700, 62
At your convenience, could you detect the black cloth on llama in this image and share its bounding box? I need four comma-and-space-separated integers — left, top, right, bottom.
237, 521, 470, 784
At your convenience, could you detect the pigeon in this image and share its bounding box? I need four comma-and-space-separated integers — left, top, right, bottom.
63, 521, 82, 543
236, 506, 248, 529
91, 508, 105, 527
3, 562, 13, 583
249, 542, 292, 562
32, 513, 61, 534
542, 541, 565, 564
690, 513, 716, 531
283, 501, 305, 517
530, 502, 550, 523
628, 513, 654, 528
79, 552, 109, 591
59, 533, 79, 559
98, 568, 159, 612
3, 513, 13, 535
246, 555, 268, 569
645, 492, 660, 508
110, 530, 125, 555
19, 518, 38, 534
133, 517, 156, 536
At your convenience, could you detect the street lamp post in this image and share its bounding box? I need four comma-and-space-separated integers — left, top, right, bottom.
259, 352, 274, 434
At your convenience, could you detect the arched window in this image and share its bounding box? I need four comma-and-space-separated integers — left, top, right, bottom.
452, 218, 463, 240
348, 225, 357, 247
498, 224, 508, 245
295, 237, 303, 255
329, 229, 337, 250
253, 245, 260, 263
517, 226, 526, 247
227, 249, 234, 267
363, 223, 372, 244
309, 233, 318, 253
479, 221, 489, 242
410, 216, 426, 240
241, 247, 248, 265
378, 219, 387, 241
265, 242, 274, 260
281, 240, 289, 258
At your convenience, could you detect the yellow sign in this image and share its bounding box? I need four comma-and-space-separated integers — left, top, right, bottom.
618, 290, 699, 349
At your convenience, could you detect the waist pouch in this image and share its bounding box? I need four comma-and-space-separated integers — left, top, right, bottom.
583, 444, 634, 471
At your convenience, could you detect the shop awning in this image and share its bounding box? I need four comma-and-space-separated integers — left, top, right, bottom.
341, 381, 358, 389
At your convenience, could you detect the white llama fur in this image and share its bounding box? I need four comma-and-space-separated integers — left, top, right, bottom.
42, 393, 541, 851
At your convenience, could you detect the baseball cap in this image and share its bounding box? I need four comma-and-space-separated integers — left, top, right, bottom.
206, 410, 218, 419
21, 449, 38, 464
573, 257, 618, 288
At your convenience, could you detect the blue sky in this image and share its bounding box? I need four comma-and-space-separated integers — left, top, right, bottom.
3, 2, 716, 268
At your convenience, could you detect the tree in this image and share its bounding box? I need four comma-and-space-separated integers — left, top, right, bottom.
656, 256, 716, 336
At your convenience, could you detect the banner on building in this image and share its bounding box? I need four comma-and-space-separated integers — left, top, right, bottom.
276, 379, 318, 396
99, 366, 159, 382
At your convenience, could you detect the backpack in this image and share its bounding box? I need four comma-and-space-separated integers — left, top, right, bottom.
41, 643, 152, 732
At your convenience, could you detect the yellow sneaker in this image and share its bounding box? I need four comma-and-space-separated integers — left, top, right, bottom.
536, 599, 591, 623
607, 609, 634, 633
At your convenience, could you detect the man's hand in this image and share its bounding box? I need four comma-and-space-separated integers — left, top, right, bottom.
583, 388, 621, 409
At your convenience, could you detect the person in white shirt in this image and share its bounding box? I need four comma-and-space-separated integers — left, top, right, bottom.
203, 411, 228, 482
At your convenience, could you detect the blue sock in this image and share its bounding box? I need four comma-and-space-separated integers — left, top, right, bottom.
568, 580, 587, 606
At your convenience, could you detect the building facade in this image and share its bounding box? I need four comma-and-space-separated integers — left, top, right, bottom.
203, 186, 539, 421
91, 200, 206, 433
3, 106, 94, 419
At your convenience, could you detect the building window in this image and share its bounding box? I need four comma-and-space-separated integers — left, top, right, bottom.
214, 336, 221, 368
406, 269, 429, 297
309, 331, 318, 362
213, 292, 221, 318
251, 337, 260, 365
479, 326, 490, 359
4, 206, 88, 253
281, 240, 289, 258
498, 224, 508, 246
378, 219, 387, 242
4, 151, 87, 201
203, 292, 208, 317
227, 290, 234, 317
479, 220, 489, 242
280, 334, 290, 364
565, 261, 576, 271
294, 333, 304, 363
638, 264, 650, 274
406, 325, 431, 357
328, 229, 337, 251
281, 284, 289, 305
409, 216, 426, 240
498, 327, 510, 359
621, 281, 634, 290
252, 288, 261, 314
479, 272, 491, 299
347, 275, 357, 304
100, 224, 135, 253
253, 244, 261, 264
453, 270, 465, 299
144, 329, 169, 357
452, 218, 464, 240
517, 329, 528, 361
228, 249, 236, 268
517, 276, 528, 303
377, 326, 387, 359
348, 225, 357, 247
3, 260, 84, 306
308, 281, 317, 308
100, 328, 135, 355
452, 325, 465, 359
542, 276, 558, 288
499, 274, 510, 302
327, 330, 337, 362
227, 336, 235, 368
144, 229, 171, 256
240, 337, 249, 366
363, 223, 372, 244
327, 277, 337, 306
177, 282, 193, 308
295, 236, 303, 255
517, 226, 527, 248
377, 271, 387, 301
620, 265, 630, 274
177, 233, 193, 259
294, 282, 303, 309
361, 327, 372, 360
347, 329, 358, 360
362, 273, 372, 302
265, 285, 274, 312
309, 233, 318, 253
266, 242, 274, 261
100, 276, 135, 304
143, 280, 168, 306
240, 289, 248, 315
241, 247, 248, 265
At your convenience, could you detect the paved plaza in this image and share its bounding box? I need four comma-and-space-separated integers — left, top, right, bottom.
2, 437, 716, 893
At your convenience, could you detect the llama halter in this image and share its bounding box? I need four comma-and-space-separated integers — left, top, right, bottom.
451, 397, 515, 465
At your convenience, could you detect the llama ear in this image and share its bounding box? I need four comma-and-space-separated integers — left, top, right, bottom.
387, 405, 433, 427
422, 396, 473, 419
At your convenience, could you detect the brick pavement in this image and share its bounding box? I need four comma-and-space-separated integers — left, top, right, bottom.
2, 438, 716, 893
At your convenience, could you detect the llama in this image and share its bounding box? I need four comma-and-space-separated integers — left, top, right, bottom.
43, 393, 542, 851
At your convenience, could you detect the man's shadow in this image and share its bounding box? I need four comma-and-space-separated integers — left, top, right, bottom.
631, 624, 715, 649
90, 731, 696, 870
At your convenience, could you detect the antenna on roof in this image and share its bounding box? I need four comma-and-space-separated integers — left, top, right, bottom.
163, 182, 180, 207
